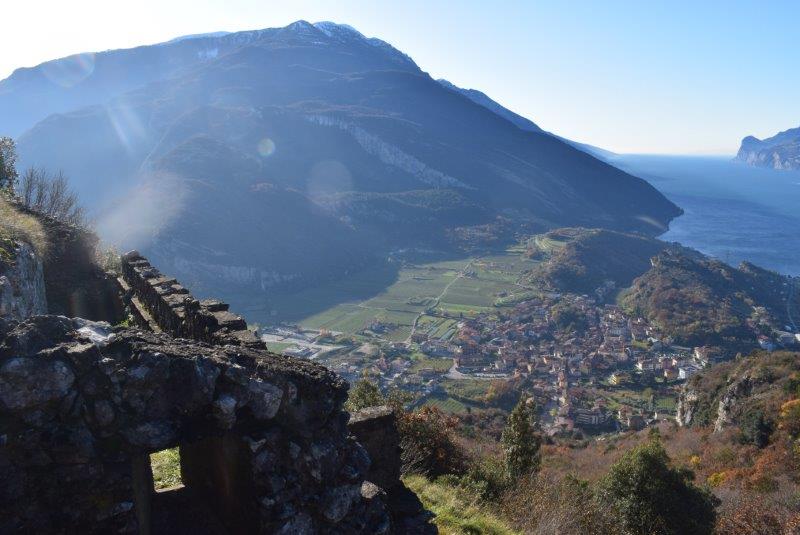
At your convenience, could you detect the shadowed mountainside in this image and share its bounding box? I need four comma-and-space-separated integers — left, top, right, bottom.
5, 20, 680, 302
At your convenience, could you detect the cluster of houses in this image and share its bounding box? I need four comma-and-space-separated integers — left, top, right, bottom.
280, 286, 799, 436
406, 293, 740, 432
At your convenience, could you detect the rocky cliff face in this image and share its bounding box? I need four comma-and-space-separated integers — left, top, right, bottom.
736, 127, 800, 170
713, 373, 757, 432
675, 388, 699, 427
0, 241, 47, 320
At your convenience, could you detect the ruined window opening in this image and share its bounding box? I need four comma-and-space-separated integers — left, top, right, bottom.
150, 447, 183, 490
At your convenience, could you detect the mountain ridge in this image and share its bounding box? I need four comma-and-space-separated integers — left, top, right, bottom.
436, 78, 616, 160
3, 20, 680, 306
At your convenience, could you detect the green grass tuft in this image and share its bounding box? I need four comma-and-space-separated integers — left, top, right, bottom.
0, 197, 48, 261
404, 474, 519, 535
150, 447, 182, 490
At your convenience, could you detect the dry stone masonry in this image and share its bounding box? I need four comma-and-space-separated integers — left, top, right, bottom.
120, 251, 262, 348
0, 249, 433, 534
0, 316, 391, 533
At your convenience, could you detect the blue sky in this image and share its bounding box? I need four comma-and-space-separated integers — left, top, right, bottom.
3, 0, 798, 154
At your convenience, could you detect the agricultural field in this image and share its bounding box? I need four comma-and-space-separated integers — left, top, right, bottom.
409, 354, 454, 373
264, 246, 539, 339
422, 394, 472, 414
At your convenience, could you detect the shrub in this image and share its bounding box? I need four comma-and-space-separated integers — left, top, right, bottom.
455, 455, 510, 503
715, 493, 800, 535
345, 378, 465, 477
345, 378, 385, 412
502, 473, 622, 535
779, 399, 800, 438
597, 438, 718, 535
707, 471, 728, 487
739, 408, 774, 448
0, 137, 19, 191
16, 168, 85, 226
398, 406, 465, 477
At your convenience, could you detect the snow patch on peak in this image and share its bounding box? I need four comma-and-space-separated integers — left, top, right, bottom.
314, 21, 365, 40
286, 20, 318, 33
164, 31, 231, 45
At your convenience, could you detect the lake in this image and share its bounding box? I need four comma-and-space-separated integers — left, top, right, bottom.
611, 154, 800, 276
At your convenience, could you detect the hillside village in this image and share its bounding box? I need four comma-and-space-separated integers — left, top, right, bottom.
265, 278, 800, 436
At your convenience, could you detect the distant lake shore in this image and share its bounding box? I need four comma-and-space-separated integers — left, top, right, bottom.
613, 154, 800, 277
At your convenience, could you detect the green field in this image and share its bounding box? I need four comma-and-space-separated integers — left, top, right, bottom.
410, 354, 454, 372
423, 394, 471, 413
255, 247, 538, 338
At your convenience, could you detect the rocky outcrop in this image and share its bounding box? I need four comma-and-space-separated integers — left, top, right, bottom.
10, 202, 125, 322
735, 127, 800, 171
0, 241, 47, 320
714, 373, 756, 432
0, 315, 392, 533
676, 388, 699, 427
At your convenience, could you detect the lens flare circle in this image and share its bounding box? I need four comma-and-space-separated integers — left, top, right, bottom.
257, 138, 276, 157
41, 53, 96, 88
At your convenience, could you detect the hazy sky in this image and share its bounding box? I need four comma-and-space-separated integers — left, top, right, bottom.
3, 0, 798, 154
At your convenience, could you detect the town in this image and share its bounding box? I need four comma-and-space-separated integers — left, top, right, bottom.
261, 284, 800, 437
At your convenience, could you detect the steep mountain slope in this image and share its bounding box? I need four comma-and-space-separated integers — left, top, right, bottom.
437, 79, 615, 160
736, 126, 800, 170
6, 21, 680, 300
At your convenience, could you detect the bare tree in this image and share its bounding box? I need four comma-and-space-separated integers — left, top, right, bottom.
17, 168, 86, 226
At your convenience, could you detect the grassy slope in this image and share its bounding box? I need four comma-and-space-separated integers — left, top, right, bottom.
0, 197, 48, 265
404, 475, 519, 535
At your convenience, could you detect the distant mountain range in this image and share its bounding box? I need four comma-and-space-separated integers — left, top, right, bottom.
736, 125, 800, 170
0, 20, 680, 300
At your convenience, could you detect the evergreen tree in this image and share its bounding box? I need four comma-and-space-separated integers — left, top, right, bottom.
501, 397, 541, 479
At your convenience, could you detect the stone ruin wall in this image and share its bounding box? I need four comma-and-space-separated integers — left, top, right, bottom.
119, 251, 262, 348
0, 250, 433, 534
0, 316, 389, 533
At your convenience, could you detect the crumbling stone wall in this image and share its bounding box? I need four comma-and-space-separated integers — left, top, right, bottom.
0, 248, 434, 534
119, 251, 261, 348
0, 316, 391, 533
349, 407, 436, 535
